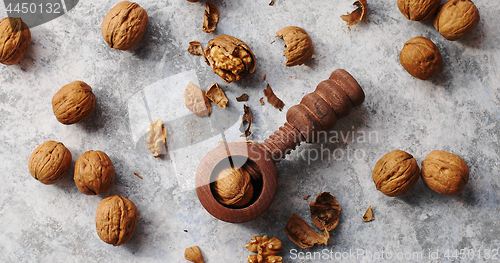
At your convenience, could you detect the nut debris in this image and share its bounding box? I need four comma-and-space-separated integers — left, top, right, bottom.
188, 41, 204, 55
263, 84, 284, 111
145, 119, 167, 157
184, 82, 212, 117
236, 93, 249, 102
341, 0, 368, 26
206, 82, 228, 109
363, 206, 374, 222
185, 246, 204, 263
309, 192, 341, 231
202, 2, 219, 34
240, 105, 253, 137
284, 213, 330, 249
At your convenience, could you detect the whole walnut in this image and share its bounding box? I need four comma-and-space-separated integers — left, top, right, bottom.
397, 0, 440, 21
211, 167, 254, 207
101, 1, 148, 50
276, 26, 314, 67
74, 150, 115, 195
0, 17, 31, 65
95, 195, 138, 246
204, 34, 256, 83
421, 150, 469, 195
372, 150, 420, 197
399, 36, 442, 80
52, 81, 97, 125
433, 0, 480, 41
28, 141, 72, 185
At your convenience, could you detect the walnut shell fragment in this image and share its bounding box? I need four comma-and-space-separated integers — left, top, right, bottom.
206, 82, 228, 109
259, 97, 265, 105
397, 0, 440, 21
204, 34, 256, 83
211, 167, 254, 207
284, 213, 330, 249
145, 119, 166, 157
101, 1, 149, 50
188, 41, 204, 56
28, 141, 72, 185
433, 0, 480, 41
236, 93, 249, 102
240, 104, 253, 137
399, 36, 442, 80
246, 235, 283, 263
276, 26, 314, 67
74, 150, 115, 195
202, 2, 219, 34
0, 17, 31, 66
52, 81, 97, 125
421, 150, 469, 195
372, 150, 421, 196
309, 192, 341, 231
185, 246, 204, 263
263, 84, 284, 111
363, 206, 374, 222
186, 0, 201, 2
95, 195, 138, 246
184, 82, 212, 117
341, 0, 368, 26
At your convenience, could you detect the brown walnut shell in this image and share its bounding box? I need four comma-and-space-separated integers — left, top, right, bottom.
28, 141, 72, 185
101, 1, 149, 50
0, 17, 31, 65
184, 82, 212, 117
74, 150, 115, 195
185, 246, 204, 263
372, 150, 420, 197
284, 213, 329, 249
421, 150, 469, 195
204, 34, 256, 83
399, 36, 443, 80
309, 192, 341, 231
276, 26, 314, 67
433, 0, 480, 41
52, 81, 97, 125
211, 167, 254, 207
95, 195, 138, 246
397, 0, 440, 21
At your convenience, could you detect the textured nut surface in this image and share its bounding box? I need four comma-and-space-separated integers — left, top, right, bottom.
101, 1, 148, 50
74, 150, 115, 195
421, 150, 469, 195
206, 82, 228, 109
202, 2, 219, 34
284, 213, 330, 249
28, 141, 72, 185
145, 119, 166, 157
309, 192, 341, 231
372, 150, 420, 196
184, 82, 212, 117
433, 0, 480, 41
246, 235, 283, 263
399, 36, 443, 80
341, 0, 368, 26
276, 26, 314, 67
95, 195, 138, 246
185, 246, 204, 263
52, 81, 97, 125
211, 167, 254, 207
0, 17, 31, 65
188, 41, 203, 56
397, 0, 440, 21
204, 34, 256, 83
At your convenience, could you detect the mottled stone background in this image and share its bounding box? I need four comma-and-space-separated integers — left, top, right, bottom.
0, 0, 499, 262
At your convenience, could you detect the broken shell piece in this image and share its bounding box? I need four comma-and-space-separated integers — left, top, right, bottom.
185, 246, 204, 263
363, 205, 374, 222
309, 192, 341, 231
259, 97, 265, 105
202, 2, 219, 33
284, 213, 330, 249
240, 104, 253, 137
263, 84, 284, 111
276, 26, 314, 67
341, 0, 368, 26
145, 119, 167, 158
188, 41, 204, 55
206, 82, 228, 109
184, 82, 212, 117
246, 235, 283, 263
236, 93, 249, 102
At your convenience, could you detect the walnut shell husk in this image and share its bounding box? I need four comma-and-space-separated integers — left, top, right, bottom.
372, 150, 421, 197
276, 26, 314, 67
52, 81, 97, 125
204, 34, 256, 83
95, 195, 138, 246
397, 0, 440, 21
433, 0, 480, 41
399, 36, 443, 80
309, 192, 341, 231
184, 82, 212, 117
185, 246, 204, 263
101, 1, 149, 50
74, 150, 115, 195
211, 167, 254, 207
206, 82, 228, 109
0, 17, 31, 65
421, 150, 469, 195
341, 0, 368, 26
202, 2, 219, 34
28, 141, 72, 185
284, 213, 330, 249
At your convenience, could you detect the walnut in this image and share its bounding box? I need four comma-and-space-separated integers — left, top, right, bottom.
52, 81, 97, 125
211, 167, 254, 207
28, 141, 72, 185
372, 150, 420, 196
309, 192, 341, 231
202, 2, 219, 34
421, 150, 469, 195
284, 213, 330, 249
397, 0, 440, 21
184, 82, 212, 117
206, 82, 228, 109
276, 26, 314, 67
185, 246, 204, 263
145, 119, 166, 157
0, 17, 30, 65
74, 150, 115, 195
204, 34, 256, 83
399, 37, 442, 80
341, 0, 368, 26
433, 0, 480, 41
95, 195, 138, 246
101, 1, 148, 50
246, 235, 283, 263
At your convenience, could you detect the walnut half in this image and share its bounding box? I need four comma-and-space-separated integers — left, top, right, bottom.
309, 192, 341, 231
276, 26, 314, 67
246, 235, 283, 263
284, 213, 330, 249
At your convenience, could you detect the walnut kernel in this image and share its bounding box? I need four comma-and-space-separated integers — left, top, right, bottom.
28, 141, 72, 185
95, 195, 138, 246
372, 150, 420, 196
145, 119, 166, 157
0, 17, 31, 65
421, 150, 469, 195
246, 235, 283, 263
399, 37, 442, 80
101, 1, 148, 50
